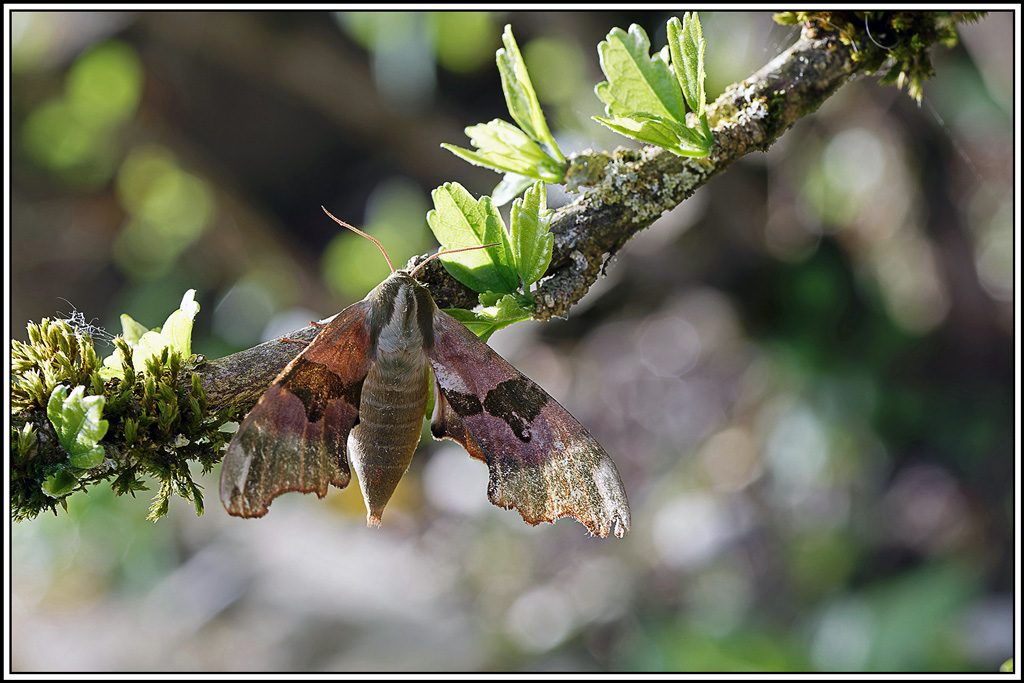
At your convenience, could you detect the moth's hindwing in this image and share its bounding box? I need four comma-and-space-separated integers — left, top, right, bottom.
220, 300, 374, 518
428, 309, 631, 538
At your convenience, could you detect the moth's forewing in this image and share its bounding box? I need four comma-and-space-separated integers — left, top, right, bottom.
428, 309, 630, 538
220, 300, 374, 518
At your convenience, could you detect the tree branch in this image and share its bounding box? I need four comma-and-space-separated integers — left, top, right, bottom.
11, 19, 922, 521
194, 25, 881, 410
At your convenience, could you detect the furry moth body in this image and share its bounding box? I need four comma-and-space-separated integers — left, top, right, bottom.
220, 237, 630, 538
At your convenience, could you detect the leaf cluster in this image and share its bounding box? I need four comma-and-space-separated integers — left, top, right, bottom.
593, 14, 713, 157
428, 14, 715, 337
427, 180, 552, 341
441, 25, 566, 206
100, 289, 199, 379
442, 14, 713, 208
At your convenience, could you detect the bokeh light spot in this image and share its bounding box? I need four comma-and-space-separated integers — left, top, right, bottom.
66, 40, 143, 128
430, 12, 496, 74
524, 36, 586, 106
505, 585, 575, 653
113, 146, 215, 279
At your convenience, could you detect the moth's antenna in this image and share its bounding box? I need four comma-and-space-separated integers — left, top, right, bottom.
409, 243, 500, 279
321, 206, 395, 274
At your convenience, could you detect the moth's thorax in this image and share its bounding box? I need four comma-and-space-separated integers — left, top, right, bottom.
368, 272, 437, 359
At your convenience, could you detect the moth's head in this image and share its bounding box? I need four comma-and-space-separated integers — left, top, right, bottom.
387, 270, 421, 288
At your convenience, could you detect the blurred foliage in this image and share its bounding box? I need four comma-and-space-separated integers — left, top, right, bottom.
9, 10, 1015, 674
20, 39, 142, 186
113, 146, 216, 280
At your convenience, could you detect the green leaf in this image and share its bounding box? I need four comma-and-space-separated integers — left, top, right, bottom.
496, 24, 563, 162
42, 469, 80, 498
441, 120, 564, 181
442, 294, 532, 342
594, 113, 680, 150
491, 172, 536, 207
427, 182, 518, 294
47, 384, 109, 469
595, 24, 687, 123
509, 181, 553, 288
160, 288, 199, 356
596, 112, 711, 156
119, 313, 149, 343
668, 13, 707, 118
477, 290, 504, 307
101, 289, 200, 379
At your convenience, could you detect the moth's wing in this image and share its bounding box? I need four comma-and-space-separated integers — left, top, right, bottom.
428, 309, 630, 538
220, 300, 374, 518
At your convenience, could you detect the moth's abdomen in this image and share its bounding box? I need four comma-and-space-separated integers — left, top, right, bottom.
348, 357, 428, 526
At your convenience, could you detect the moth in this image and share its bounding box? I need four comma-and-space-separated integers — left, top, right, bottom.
220, 209, 630, 538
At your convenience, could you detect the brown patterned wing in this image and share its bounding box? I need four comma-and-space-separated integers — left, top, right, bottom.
428, 309, 630, 538
220, 300, 374, 518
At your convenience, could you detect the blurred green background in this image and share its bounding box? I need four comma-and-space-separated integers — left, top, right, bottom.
9, 10, 1016, 673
